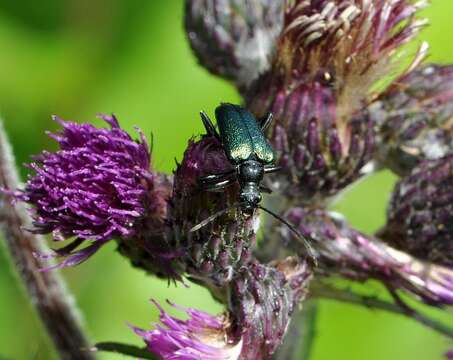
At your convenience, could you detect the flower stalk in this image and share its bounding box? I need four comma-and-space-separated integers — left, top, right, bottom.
311, 282, 453, 339
0, 120, 94, 360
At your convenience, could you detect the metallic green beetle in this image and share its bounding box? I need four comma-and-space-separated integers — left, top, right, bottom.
198, 103, 280, 212
194, 103, 317, 265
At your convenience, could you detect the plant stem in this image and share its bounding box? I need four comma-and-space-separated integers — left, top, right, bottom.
0, 121, 95, 360
93, 342, 158, 359
273, 300, 318, 360
312, 282, 453, 339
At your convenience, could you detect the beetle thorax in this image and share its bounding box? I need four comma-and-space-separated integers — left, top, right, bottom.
237, 160, 264, 211
237, 160, 264, 184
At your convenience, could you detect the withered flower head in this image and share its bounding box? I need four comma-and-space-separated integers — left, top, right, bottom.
245, 0, 427, 203
276, 0, 428, 97
285, 207, 453, 305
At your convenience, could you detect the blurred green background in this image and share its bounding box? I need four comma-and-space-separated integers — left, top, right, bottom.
0, 1, 451, 359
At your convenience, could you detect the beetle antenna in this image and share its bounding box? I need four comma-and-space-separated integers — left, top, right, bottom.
190, 202, 242, 232
199, 111, 220, 140
260, 112, 274, 132
258, 205, 318, 267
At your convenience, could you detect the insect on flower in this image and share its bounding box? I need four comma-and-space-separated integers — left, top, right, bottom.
190, 103, 316, 264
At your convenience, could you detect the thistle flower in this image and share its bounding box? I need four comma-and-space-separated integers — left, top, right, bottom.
242, 0, 427, 202
271, 0, 427, 93
132, 300, 242, 360
16, 115, 168, 269
185, 0, 284, 89
284, 207, 453, 305
166, 136, 257, 287
379, 154, 453, 267
133, 258, 312, 360
372, 64, 453, 175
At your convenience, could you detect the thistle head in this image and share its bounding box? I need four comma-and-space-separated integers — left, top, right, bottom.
379, 154, 453, 267
133, 258, 312, 360
228, 258, 312, 358
132, 300, 242, 360
372, 64, 453, 175
274, 0, 427, 97
17, 115, 168, 269
185, 0, 284, 89
166, 136, 257, 286
244, 0, 427, 203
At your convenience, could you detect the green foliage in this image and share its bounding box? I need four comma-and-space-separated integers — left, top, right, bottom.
0, 1, 451, 359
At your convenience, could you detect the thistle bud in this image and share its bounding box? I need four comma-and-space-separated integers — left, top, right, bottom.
372, 64, 453, 176
245, 0, 427, 202
228, 258, 312, 358
167, 136, 258, 287
284, 207, 453, 305
379, 155, 453, 267
185, 0, 284, 89
16, 115, 171, 271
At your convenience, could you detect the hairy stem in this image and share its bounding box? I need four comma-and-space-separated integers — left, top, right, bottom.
0, 121, 95, 360
312, 282, 453, 339
273, 300, 318, 360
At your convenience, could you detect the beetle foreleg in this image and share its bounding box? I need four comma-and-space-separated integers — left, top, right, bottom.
203, 178, 235, 192
198, 170, 235, 185
264, 165, 281, 174
259, 185, 272, 194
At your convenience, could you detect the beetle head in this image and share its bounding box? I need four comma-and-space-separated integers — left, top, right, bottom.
240, 183, 262, 212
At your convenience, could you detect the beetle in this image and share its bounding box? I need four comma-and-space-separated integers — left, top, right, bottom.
197, 102, 280, 212
190, 103, 317, 265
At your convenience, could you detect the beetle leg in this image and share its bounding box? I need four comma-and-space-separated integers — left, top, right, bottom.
203, 178, 235, 192
260, 112, 274, 132
264, 165, 281, 174
260, 185, 273, 194
200, 111, 221, 140
198, 170, 235, 185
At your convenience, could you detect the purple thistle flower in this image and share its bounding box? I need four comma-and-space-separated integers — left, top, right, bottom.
379, 154, 453, 266
133, 258, 312, 360
132, 300, 242, 360
17, 114, 163, 269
